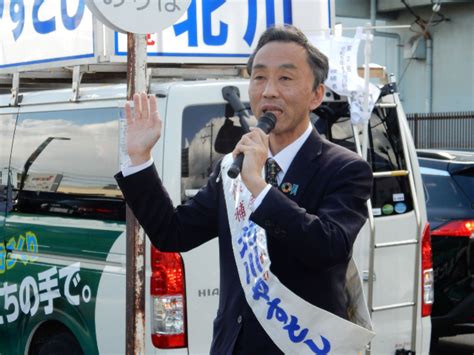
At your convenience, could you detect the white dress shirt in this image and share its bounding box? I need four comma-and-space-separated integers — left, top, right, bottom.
251, 122, 313, 210
122, 158, 154, 177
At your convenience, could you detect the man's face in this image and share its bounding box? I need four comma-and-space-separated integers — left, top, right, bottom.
248, 41, 324, 141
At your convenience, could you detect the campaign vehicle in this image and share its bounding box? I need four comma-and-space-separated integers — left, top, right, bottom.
0, 0, 432, 354
0, 76, 433, 355
417, 149, 474, 342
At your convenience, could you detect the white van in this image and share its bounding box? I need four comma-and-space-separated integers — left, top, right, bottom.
0, 73, 432, 354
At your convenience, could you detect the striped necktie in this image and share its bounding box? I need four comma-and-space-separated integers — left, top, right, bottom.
265, 158, 281, 187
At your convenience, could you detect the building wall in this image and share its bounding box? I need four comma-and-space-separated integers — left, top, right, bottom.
338, 3, 474, 113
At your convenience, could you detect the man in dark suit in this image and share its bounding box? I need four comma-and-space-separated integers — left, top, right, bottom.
116, 25, 373, 354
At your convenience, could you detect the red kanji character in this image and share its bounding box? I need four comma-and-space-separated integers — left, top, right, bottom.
234, 202, 246, 222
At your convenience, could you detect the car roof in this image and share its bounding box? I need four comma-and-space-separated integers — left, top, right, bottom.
417, 149, 474, 176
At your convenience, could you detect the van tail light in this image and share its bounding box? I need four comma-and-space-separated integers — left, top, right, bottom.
421, 223, 434, 317
150, 246, 187, 348
431, 220, 474, 238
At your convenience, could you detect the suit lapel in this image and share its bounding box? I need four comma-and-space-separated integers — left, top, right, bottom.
278, 128, 324, 203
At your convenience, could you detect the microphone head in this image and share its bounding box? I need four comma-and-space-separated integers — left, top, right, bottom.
257, 112, 277, 133
262, 111, 277, 125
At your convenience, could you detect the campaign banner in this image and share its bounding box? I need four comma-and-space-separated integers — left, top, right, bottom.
220, 154, 375, 354
0, 0, 95, 71
112, 0, 333, 64
0, 0, 334, 71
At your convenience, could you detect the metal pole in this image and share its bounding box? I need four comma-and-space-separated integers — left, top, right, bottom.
426, 38, 433, 114
362, 22, 373, 355
126, 32, 147, 355
362, 25, 373, 161
414, 114, 419, 148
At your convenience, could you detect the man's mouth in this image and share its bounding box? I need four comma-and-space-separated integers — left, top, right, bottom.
262, 105, 283, 117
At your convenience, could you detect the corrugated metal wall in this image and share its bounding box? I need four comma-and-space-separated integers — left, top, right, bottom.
407, 112, 474, 150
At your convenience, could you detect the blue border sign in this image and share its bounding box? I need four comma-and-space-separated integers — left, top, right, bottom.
0, 0, 95, 71
113, 0, 333, 63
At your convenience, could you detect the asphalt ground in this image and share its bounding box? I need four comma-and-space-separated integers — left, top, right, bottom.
430, 334, 474, 355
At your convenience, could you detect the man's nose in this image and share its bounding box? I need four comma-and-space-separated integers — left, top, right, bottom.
262, 78, 279, 98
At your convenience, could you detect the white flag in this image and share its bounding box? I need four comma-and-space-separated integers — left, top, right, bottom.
309, 29, 381, 124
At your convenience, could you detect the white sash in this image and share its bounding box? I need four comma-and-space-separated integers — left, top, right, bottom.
221, 154, 375, 355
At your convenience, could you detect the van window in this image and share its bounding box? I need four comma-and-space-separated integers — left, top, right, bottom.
423, 174, 471, 209
0, 112, 17, 213
9, 108, 125, 221
452, 168, 474, 203
180, 104, 252, 202
181, 101, 414, 218
316, 104, 414, 217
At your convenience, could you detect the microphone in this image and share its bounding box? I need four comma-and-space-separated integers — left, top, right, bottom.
227, 112, 277, 179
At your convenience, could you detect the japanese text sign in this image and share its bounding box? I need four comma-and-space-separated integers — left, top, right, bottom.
0, 0, 95, 70
113, 0, 333, 64
0, 0, 334, 70
85, 0, 191, 34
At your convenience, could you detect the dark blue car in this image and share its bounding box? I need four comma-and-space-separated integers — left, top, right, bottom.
417, 149, 474, 342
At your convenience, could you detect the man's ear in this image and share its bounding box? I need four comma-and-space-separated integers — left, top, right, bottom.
309, 84, 325, 111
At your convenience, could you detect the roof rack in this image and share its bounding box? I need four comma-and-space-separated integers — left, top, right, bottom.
0, 64, 248, 103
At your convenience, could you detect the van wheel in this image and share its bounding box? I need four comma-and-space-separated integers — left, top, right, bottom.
37, 332, 83, 355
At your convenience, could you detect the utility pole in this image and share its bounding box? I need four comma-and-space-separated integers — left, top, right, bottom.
125, 33, 147, 355
84, 2, 191, 353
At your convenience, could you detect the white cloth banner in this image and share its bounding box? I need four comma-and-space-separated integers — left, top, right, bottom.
221, 154, 375, 355
309, 29, 381, 125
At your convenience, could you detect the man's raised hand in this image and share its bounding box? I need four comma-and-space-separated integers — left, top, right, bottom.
124, 92, 162, 165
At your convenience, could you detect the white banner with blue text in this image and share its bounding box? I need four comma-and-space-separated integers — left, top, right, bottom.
221, 154, 375, 355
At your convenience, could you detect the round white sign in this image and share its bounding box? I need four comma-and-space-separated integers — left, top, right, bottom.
86, 0, 191, 34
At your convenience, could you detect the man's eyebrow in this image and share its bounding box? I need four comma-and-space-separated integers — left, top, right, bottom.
252, 63, 297, 70
252, 64, 266, 70
280, 63, 297, 70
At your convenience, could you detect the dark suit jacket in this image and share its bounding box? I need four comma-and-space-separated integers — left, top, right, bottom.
115, 129, 373, 354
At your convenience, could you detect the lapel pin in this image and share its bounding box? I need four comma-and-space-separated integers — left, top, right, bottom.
280, 182, 299, 196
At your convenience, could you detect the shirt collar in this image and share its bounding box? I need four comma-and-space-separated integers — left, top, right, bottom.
269, 122, 312, 176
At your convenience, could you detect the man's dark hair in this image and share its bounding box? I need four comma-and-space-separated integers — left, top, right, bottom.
247, 25, 329, 90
